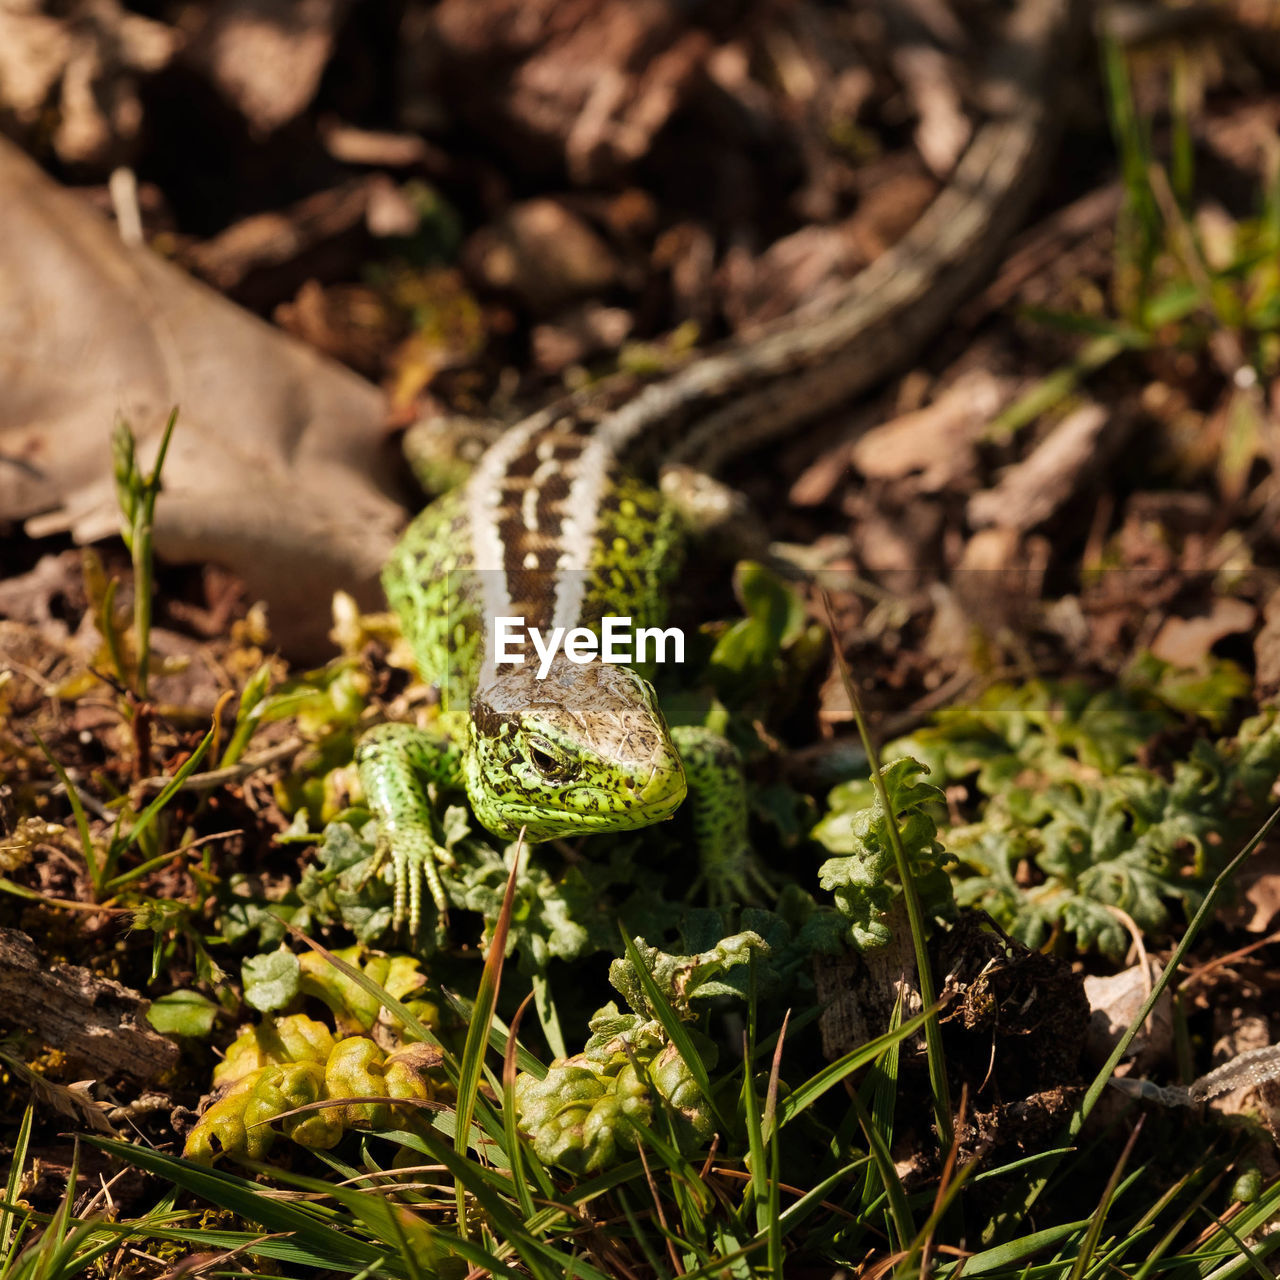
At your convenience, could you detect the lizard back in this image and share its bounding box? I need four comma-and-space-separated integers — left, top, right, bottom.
384, 405, 684, 706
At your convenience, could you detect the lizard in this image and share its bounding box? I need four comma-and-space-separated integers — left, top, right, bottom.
356, 0, 1080, 933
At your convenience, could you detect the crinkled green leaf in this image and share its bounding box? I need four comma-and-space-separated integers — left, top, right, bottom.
242, 947, 301, 1012
815, 756, 954, 951
884, 676, 1280, 958
514, 1012, 718, 1174
607, 930, 771, 1021
708, 561, 822, 701
219, 880, 306, 948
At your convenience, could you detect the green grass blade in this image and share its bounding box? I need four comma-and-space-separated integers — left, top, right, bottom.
285, 930, 445, 1056
741, 1031, 768, 1235
531, 970, 567, 1061
0, 1104, 33, 1268
393, 1125, 611, 1280
1133, 1181, 1222, 1279
84, 1138, 392, 1274
502, 990, 540, 1224
862, 989, 902, 1211
1191, 1180, 1280, 1279
766, 1127, 783, 1278
1066, 1120, 1141, 1280
991, 802, 1280, 1242
771, 1158, 866, 1238
848, 1089, 912, 1253
776, 1001, 936, 1127
453, 832, 522, 1233
985, 332, 1133, 442
941, 1218, 1091, 1276
439, 988, 546, 1078
111, 720, 215, 861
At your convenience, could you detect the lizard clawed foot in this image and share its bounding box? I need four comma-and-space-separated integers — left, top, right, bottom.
370, 826, 453, 936
357, 721, 464, 936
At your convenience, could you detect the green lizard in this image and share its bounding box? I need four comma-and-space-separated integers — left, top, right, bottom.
355, 0, 1075, 932
357, 394, 754, 931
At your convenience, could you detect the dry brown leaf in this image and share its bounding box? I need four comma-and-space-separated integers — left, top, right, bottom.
531, 302, 633, 374
427, 0, 707, 183
1222, 847, 1280, 934
1149, 597, 1256, 669
464, 197, 620, 313
954, 527, 1050, 640
188, 0, 347, 134
1254, 587, 1280, 699
968, 403, 1114, 532
1083, 960, 1173, 1072
0, 137, 403, 660
181, 177, 380, 294
0, 0, 177, 165
844, 157, 938, 264
892, 43, 971, 177
850, 368, 1008, 492
718, 222, 864, 334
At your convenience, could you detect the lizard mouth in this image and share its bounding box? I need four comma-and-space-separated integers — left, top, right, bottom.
629, 757, 686, 824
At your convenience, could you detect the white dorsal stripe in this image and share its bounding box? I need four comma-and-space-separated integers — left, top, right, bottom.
521, 484, 540, 533
552, 432, 611, 631
469, 404, 618, 644
468, 405, 560, 682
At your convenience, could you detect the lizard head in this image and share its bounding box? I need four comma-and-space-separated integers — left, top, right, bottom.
464, 654, 686, 842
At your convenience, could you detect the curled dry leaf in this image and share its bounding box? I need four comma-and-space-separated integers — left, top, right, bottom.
892, 42, 971, 178
428, 0, 710, 183
1223, 846, 1280, 934
851, 368, 1009, 492
0, 136, 404, 660
1083, 959, 1173, 1072
465, 197, 621, 313
968, 402, 1116, 532
718, 222, 865, 334
531, 302, 634, 375
1149, 597, 1256, 670
1253, 587, 1280, 699
181, 176, 382, 295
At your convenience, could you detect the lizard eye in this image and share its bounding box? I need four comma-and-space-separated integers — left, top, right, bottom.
527, 737, 579, 781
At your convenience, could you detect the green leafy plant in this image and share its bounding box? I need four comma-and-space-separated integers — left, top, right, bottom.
514, 929, 769, 1173
184, 1014, 444, 1163
814, 755, 956, 950
111, 407, 178, 700
185, 946, 452, 1165
818, 667, 1280, 958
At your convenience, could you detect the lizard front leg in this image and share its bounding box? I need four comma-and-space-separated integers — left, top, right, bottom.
669, 724, 767, 905
355, 721, 464, 933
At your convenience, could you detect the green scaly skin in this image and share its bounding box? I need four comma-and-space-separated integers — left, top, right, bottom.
357, 432, 754, 932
